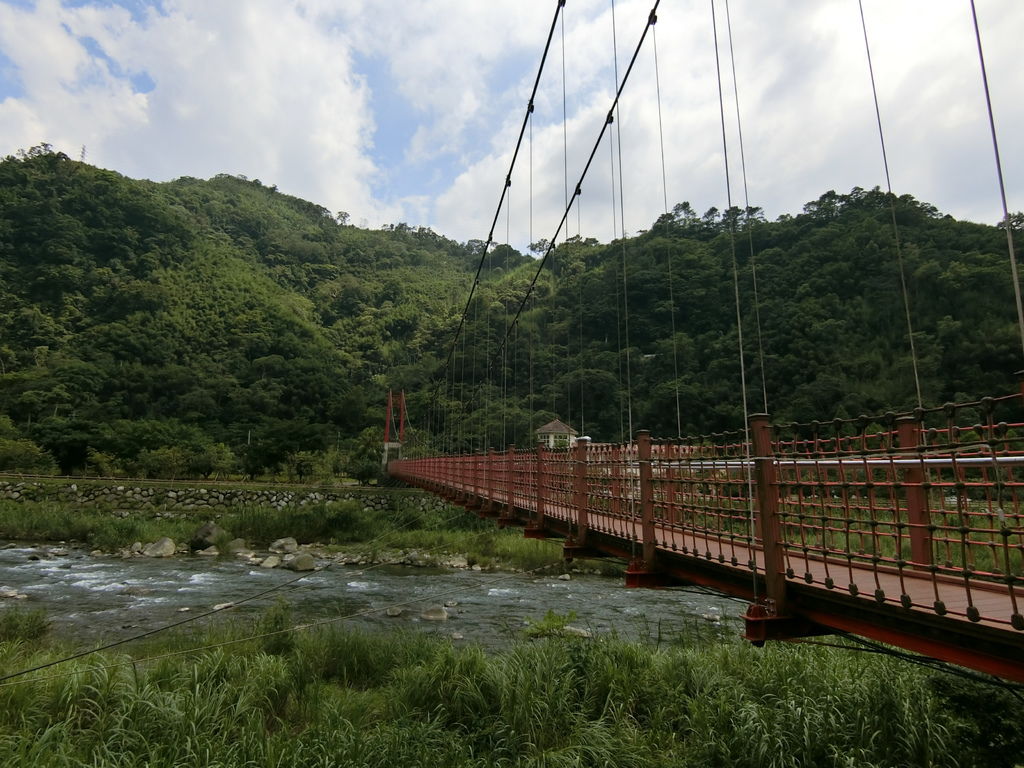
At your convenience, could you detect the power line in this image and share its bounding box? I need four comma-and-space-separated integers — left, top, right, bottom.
0, 502, 488, 685
0, 559, 565, 691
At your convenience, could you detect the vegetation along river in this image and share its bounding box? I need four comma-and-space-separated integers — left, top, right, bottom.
0, 544, 741, 646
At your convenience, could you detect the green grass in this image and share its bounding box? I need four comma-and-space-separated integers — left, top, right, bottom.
0, 497, 586, 573
0, 501, 197, 552
0, 607, 1008, 767
0, 607, 49, 643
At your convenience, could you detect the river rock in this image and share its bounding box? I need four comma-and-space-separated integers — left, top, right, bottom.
285, 552, 316, 571
563, 625, 592, 638
269, 537, 299, 554
189, 522, 224, 551
558, 573, 572, 581
386, 606, 404, 617
0, 585, 27, 599
130, 542, 143, 554
445, 556, 469, 569
142, 537, 176, 558
212, 602, 234, 611
420, 605, 449, 621
225, 538, 248, 554
260, 555, 281, 569
196, 546, 219, 557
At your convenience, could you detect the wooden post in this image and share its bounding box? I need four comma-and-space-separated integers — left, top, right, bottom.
897, 416, 931, 567
637, 430, 656, 566
750, 414, 788, 615
574, 438, 590, 544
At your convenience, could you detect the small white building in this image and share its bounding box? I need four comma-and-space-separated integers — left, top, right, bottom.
535, 419, 579, 449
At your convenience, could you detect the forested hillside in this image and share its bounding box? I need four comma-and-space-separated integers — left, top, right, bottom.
445, 189, 1022, 449
1, 146, 1020, 475
0, 147, 495, 476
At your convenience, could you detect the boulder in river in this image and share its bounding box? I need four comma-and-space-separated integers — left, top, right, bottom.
386, 606, 404, 617
142, 537, 176, 558
260, 555, 281, 569
225, 538, 249, 554
269, 537, 298, 554
196, 546, 219, 557
285, 552, 316, 571
188, 522, 224, 551
420, 605, 449, 621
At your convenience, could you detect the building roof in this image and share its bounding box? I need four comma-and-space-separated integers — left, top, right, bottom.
535, 419, 578, 435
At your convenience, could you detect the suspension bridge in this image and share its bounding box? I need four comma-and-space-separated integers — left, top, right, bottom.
388, 0, 1023, 683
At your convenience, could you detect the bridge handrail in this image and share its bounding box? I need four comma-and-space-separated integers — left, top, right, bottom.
389, 393, 1024, 636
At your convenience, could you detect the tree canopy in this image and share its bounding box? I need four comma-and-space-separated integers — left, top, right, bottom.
1, 148, 1020, 472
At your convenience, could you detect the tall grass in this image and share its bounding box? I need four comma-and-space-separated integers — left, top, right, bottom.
0, 607, 1005, 767
0, 498, 579, 573
0, 501, 197, 551
0, 608, 49, 643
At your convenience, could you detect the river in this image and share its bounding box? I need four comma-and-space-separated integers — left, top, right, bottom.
0, 543, 743, 647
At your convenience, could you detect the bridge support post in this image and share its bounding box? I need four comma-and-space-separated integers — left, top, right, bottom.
626, 430, 664, 588
896, 417, 932, 568
569, 438, 590, 550
525, 444, 548, 539
484, 448, 499, 516
499, 445, 518, 526
749, 414, 788, 616
469, 451, 485, 511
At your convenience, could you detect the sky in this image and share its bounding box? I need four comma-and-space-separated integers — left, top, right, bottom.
0, 0, 1020, 250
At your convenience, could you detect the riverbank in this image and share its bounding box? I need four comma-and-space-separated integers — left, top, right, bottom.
0, 493, 1019, 766
0, 603, 1013, 768
0, 493, 617, 575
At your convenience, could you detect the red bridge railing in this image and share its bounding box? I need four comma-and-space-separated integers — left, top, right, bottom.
390, 393, 1024, 681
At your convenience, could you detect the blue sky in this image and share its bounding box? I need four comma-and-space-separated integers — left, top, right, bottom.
0, 0, 1021, 247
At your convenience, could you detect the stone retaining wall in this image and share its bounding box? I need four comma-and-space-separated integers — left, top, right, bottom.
0, 480, 449, 515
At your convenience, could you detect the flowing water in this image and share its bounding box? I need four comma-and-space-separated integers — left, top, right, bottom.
0, 543, 743, 647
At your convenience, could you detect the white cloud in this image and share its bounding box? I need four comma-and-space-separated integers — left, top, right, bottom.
0, 0, 396, 225
0, 0, 1020, 243
434, 0, 1023, 245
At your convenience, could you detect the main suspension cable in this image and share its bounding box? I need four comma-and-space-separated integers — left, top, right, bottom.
435, 0, 567, 420
492, 1, 662, 370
